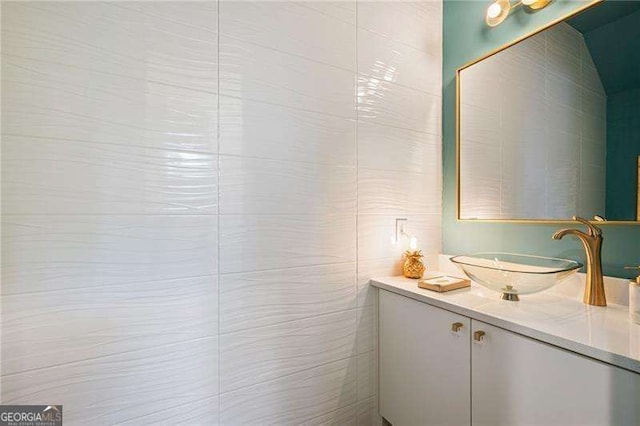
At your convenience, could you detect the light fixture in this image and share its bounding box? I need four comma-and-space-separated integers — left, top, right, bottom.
486, 0, 511, 27
486, 0, 553, 27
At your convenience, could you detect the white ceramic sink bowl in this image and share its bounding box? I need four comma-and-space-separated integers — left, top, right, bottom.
450, 252, 582, 301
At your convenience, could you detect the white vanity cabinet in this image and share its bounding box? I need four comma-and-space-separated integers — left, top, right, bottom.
471, 320, 640, 426
379, 289, 640, 426
379, 290, 471, 426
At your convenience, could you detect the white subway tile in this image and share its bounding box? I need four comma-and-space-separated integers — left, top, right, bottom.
221, 1, 355, 70
219, 215, 356, 274
220, 263, 356, 334
304, 403, 358, 426
358, 76, 440, 133
220, 358, 357, 425
220, 309, 357, 392
358, 28, 440, 95
219, 155, 356, 215
2, 59, 218, 153
2, 135, 218, 215
356, 305, 376, 355
2, 276, 218, 374
1, 215, 218, 294
357, 1, 441, 55
220, 37, 355, 118
2, 2, 218, 92
2, 337, 219, 425
358, 122, 440, 173
358, 168, 440, 215
219, 96, 356, 165
357, 257, 402, 307
357, 350, 377, 401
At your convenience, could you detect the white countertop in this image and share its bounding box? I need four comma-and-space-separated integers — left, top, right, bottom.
371, 274, 640, 374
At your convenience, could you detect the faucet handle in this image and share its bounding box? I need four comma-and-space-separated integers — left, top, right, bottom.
572, 216, 602, 237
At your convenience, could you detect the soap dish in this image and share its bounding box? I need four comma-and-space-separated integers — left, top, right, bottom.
418, 275, 471, 293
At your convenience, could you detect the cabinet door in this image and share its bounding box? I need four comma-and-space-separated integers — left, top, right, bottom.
471, 320, 640, 426
379, 290, 471, 426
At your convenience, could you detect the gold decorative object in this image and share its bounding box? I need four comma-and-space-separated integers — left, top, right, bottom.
403, 250, 425, 279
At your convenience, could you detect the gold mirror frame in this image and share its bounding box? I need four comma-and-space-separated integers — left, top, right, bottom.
455, 0, 638, 225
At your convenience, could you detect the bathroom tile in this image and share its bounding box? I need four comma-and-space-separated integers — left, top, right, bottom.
357, 214, 441, 262
357, 350, 377, 401
357, 257, 402, 307
356, 305, 376, 355
582, 87, 606, 120
2, 135, 218, 215
219, 215, 356, 274
546, 102, 582, 137
461, 140, 501, 186
358, 169, 440, 215
2, 2, 218, 93
219, 155, 356, 215
1, 215, 218, 294
582, 113, 606, 142
220, 309, 357, 393
460, 177, 501, 219
220, 263, 356, 334
2, 337, 219, 425
459, 103, 500, 145
357, 1, 441, 55
548, 71, 581, 111
302, 1, 357, 25
459, 59, 502, 112
2, 60, 218, 153
219, 96, 356, 166
358, 28, 440, 95
220, 37, 355, 118
358, 122, 440, 173
2, 275, 218, 374
356, 396, 377, 426
501, 84, 546, 131
358, 76, 440, 133
580, 164, 606, 194
578, 189, 606, 219
581, 135, 606, 167
304, 403, 357, 426
112, 1, 218, 32
546, 22, 582, 61
220, 1, 355, 70
501, 37, 545, 92
118, 396, 219, 426
219, 357, 357, 425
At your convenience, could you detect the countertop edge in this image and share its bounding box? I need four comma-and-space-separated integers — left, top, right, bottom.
371, 278, 640, 375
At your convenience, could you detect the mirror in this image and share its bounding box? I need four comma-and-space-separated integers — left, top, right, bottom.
457, 1, 640, 222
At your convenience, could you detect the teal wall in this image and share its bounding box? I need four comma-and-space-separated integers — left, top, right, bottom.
606, 89, 640, 221
442, 0, 640, 278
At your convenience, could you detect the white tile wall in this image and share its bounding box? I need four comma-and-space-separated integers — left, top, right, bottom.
1, 1, 442, 424
460, 22, 607, 220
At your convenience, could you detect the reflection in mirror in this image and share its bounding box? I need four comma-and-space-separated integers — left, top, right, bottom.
458, 1, 640, 222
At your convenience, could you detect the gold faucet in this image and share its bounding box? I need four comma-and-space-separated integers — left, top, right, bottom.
552, 216, 606, 306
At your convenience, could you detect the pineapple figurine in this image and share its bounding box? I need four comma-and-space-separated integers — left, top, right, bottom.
403, 250, 425, 279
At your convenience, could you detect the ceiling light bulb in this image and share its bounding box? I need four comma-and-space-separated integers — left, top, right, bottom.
487, 2, 502, 19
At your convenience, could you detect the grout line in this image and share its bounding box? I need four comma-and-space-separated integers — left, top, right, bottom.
217, 0, 222, 422
355, 1, 360, 420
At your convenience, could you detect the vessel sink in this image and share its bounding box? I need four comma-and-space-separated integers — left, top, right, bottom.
450, 252, 582, 301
